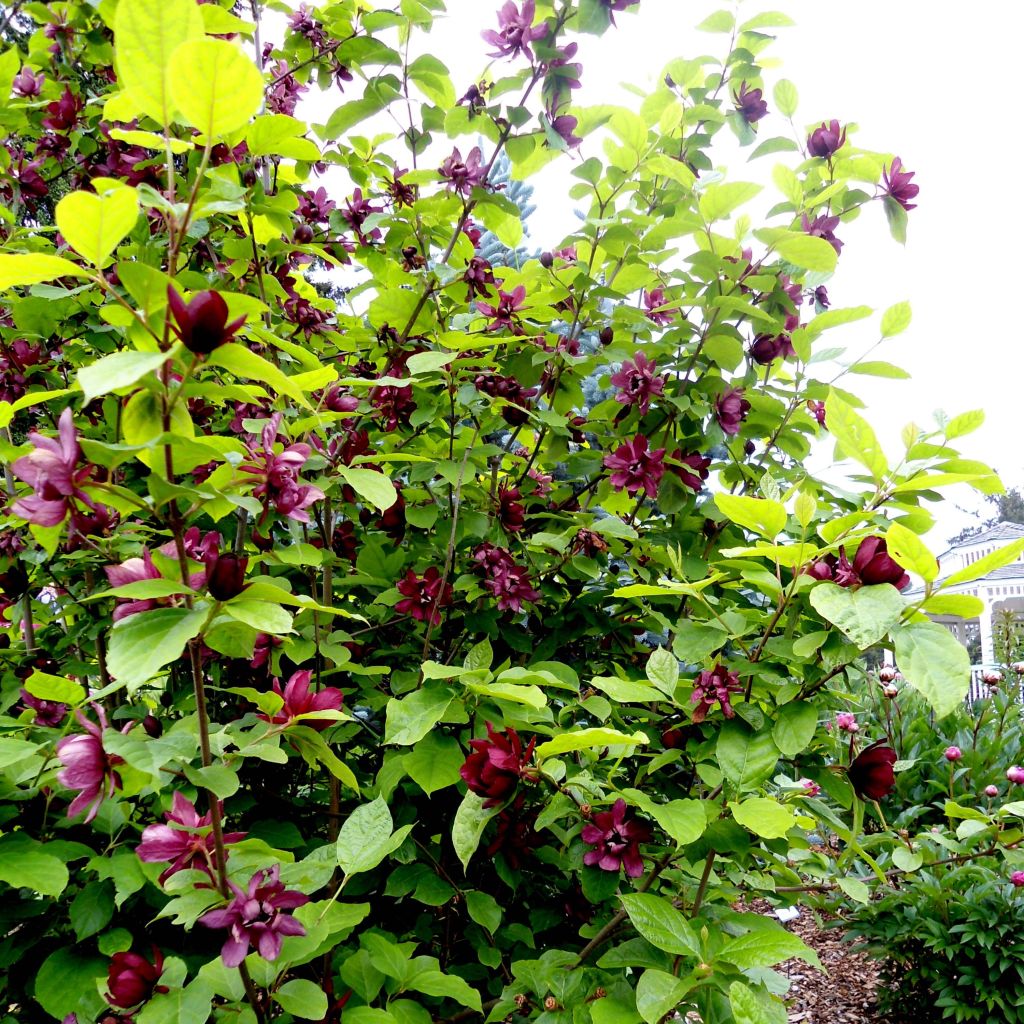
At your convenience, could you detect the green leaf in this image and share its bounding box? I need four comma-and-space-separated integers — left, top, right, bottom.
404, 731, 464, 795
404, 966, 481, 1011
826, 391, 888, 481
717, 721, 780, 791
885, 522, 938, 582
70, 880, 115, 939
847, 360, 911, 379
336, 797, 411, 876
944, 409, 984, 440
114, 0, 204, 124
837, 876, 871, 904
475, 194, 523, 248
275, 979, 329, 1020
385, 685, 453, 746
773, 233, 838, 273
32, 948, 107, 1023
645, 647, 679, 696
920, 594, 984, 618
576, 0, 613, 34
620, 893, 700, 955
772, 701, 817, 756
78, 349, 170, 403
591, 676, 663, 703
941, 538, 1024, 587
696, 9, 735, 31
338, 467, 397, 512
729, 981, 787, 1024
883, 196, 907, 244
137, 979, 215, 1024
621, 791, 707, 847
184, 762, 240, 799
106, 607, 207, 687
809, 582, 904, 649
168, 38, 263, 138
892, 847, 923, 872
535, 728, 647, 761
699, 182, 762, 222
407, 54, 455, 108
0, 848, 69, 896
880, 300, 912, 337
893, 621, 970, 718
24, 671, 86, 705
721, 926, 821, 970
451, 791, 500, 872
465, 890, 502, 933
247, 114, 321, 160
223, 600, 294, 634
56, 187, 139, 268
730, 797, 796, 839
0, 737, 42, 768
714, 493, 787, 540
0, 253, 87, 291
289, 727, 360, 792
772, 78, 798, 116
636, 969, 693, 1024
207, 342, 312, 408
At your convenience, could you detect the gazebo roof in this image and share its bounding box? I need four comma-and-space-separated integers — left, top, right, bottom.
940, 521, 1024, 554
904, 521, 1024, 598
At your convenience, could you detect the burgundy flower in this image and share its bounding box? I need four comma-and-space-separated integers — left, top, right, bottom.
105, 549, 167, 621
749, 333, 793, 365
812, 285, 830, 309
643, 287, 678, 326
55, 707, 124, 823
690, 663, 743, 724
496, 485, 526, 533
460, 722, 535, 807
604, 435, 665, 498
807, 119, 846, 159
807, 400, 827, 426
11, 66, 44, 98
395, 567, 452, 625
199, 865, 308, 967
297, 187, 335, 224
847, 740, 897, 801
669, 450, 710, 493
205, 552, 248, 602
458, 81, 491, 115
851, 536, 910, 590
548, 114, 582, 149
610, 352, 666, 415
258, 669, 345, 731
41, 86, 82, 131
239, 414, 325, 523
481, 0, 546, 61
19, 687, 68, 727
267, 61, 306, 116
735, 82, 768, 124
440, 146, 487, 195
136, 791, 246, 884
483, 563, 540, 612
463, 256, 497, 300
340, 188, 382, 245
581, 798, 651, 877
714, 387, 750, 436
477, 286, 528, 334
474, 372, 536, 425
800, 213, 844, 255
485, 794, 543, 869
167, 287, 246, 355
106, 949, 167, 1010
882, 157, 919, 211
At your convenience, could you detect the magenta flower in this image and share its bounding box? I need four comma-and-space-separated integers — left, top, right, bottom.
463, 255, 497, 300
340, 187, 382, 245
477, 286, 528, 334
797, 778, 821, 797
199, 865, 308, 967
167, 286, 246, 356
105, 949, 167, 1010
610, 352, 666, 415
735, 82, 767, 124
643, 287, 678, 326
1012, 872, 1024, 888
669, 450, 711, 493
41, 86, 82, 131
19, 687, 68, 727
9, 408, 101, 528
240, 414, 325, 523
800, 213, 844, 255
944, 745, 962, 762
1008, 766, 1024, 785
807, 119, 846, 159
604, 435, 666, 498
440, 146, 487, 195
582, 798, 651, 877
807, 400, 827, 426
483, 563, 540, 612
835, 712, 859, 733
985, 785, 999, 798
548, 114, 582, 149
460, 722, 535, 807
137, 791, 246, 884
481, 0, 546, 61
714, 387, 750, 436
882, 157, 919, 211
396, 567, 452, 625
105, 549, 165, 621
55, 707, 124, 823
11, 66, 44, 98
258, 669, 345, 731
691, 663, 743, 724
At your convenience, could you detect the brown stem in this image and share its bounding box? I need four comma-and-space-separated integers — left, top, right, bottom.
690, 850, 716, 914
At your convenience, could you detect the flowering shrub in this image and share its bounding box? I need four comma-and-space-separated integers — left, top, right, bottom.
0, 1, 1018, 1022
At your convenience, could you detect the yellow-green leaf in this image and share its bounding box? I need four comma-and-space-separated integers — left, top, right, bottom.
535, 728, 647, 761
885, 522, 938, 582
714, 493, 787, 540
730, 797, 796, 839
168, 38, 263, 138
826, 391, 888, 482
56, 187, 139, 269
0, 253, 87, 291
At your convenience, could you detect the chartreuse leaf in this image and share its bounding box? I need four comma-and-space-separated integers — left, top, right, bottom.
451, 791, 500, 871
247, 114, 322, 161
645, 647, 678, 696
729, 981, 787, 1024
715, 493, 787, 539
620, 790, 706, 846
944, 409, 984, 439
0, 737, 43, 768
336, 797, 412, 877
137, 979, 216, 1024
826, 391, 888, 481
24, 671, 86, 705
730, 797, 797, 839
717, 721, 779, 790
885, 521, 938, 582
720, 925, 821, 970
920, 594, 984, 618
274, 979, 329, 1020
338, 467, 397, 512
114, 0, 203, 125
535, 728, 647, 761
773, 78, 798, 116
940, 537, 1024, 587
385, 685, 453, 746
619, 893, 700, 955
636, 970, 694, 1024
106, 607, 207, 687
168, 38, 263, 138
207, 343, 313, 408
56, 186, 139, 268
809, 582, 904, 649
699, 182, 762, 221
880, 300, 912, 337
0, 253, 87, 291
78, 348, 173, 403
893, 621, 970, 718
773, 233, 837, 273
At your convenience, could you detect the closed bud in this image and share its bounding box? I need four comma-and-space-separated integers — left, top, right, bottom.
294, 223, 314, 244
544, 997, 558, 1011
142, 714, 162, 738
882, 684, 899, 699
539, 251, 554, 268
206, 552, 249, 602
879, 666, 897, 682
599, 327, 613, 346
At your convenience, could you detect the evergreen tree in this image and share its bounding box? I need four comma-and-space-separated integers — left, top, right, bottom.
478, 150, 537, 268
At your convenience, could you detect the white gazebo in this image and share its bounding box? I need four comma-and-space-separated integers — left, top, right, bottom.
908, 521, 1024, 664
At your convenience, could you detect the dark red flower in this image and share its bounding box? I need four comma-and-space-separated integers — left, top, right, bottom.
851, 536, 910, 590
643, 287, 678, 326
807, 399, 827, 425
669, 450, 711, 493
485, 794, 543, 869
258, 669, 345, 731
496, 485, 526, 533
604, 435, 665, 498
477, 286, 528, 334
882, 157, 919, 211
735, 81, 768, 124
41, 87, 82, 131
463, 255, 497, 300
847, 740, 897, 801
581, 798, 651, 877
807, 119, 846, 159
205, 552, 248, 602
714, 388, 750, 436
167, 287, 246, 355
460, 722, 535, 807
106, 949, 167, 1010
749, 333, 793, 365
440, 146, 487, 195
691, 663, 743, 724
396, 567, 452, 625
610, 352, 666, 415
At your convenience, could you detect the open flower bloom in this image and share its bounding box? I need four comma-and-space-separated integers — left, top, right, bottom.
847, 740, 897, 800
882, 157, 919, 211
199, 865, 308, 967
610, 352, 666, 415
604, 435, 666, 498
136, 791, 246, 884
55, 706, 124, 822
691, 663, 743, 723
395, 567, 452, 625
167, 286, 246, 355
582, 798, 651, 877
735, 81, 768, 123
460, 722, 535, 806
257, 669, 345, 731
714, 387, 750, 435
807, 119, 846, 158
239, 414, 325, 523
481, 0, 546, 61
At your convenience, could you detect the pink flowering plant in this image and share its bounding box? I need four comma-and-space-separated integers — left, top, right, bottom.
0, 2, 1019, 1022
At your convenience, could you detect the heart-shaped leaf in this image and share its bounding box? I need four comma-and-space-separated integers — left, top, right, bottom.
55, 187, 139, 268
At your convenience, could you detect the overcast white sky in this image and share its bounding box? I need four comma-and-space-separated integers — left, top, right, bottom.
303, 1, 1024, 544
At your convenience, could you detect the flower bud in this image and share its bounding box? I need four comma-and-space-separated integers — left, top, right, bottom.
599, 327, 613, 346
544, 997, 558, 1011
206, 552, 249, 602
879, 666, 897, 683
882, 684, 899, 699
944, 745, 962, 762
1012, 871, 1024, 888
539, 251, 554, 269
985, 785, 999, 798
294, 223, 314, 244
142, 714, 162, 738
1013, 662, 1024, 675
1008, 766, 1024, 785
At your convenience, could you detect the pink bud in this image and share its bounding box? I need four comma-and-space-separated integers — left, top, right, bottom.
878, 666, 897, 683
985, 785, 999, 798
835, 712, 858, 733
944, 746, 962, 762
1012, 871, 1024, 888
797, 778, 821, 797
1008, 766, 1024, 785
882, 685, 899, 699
